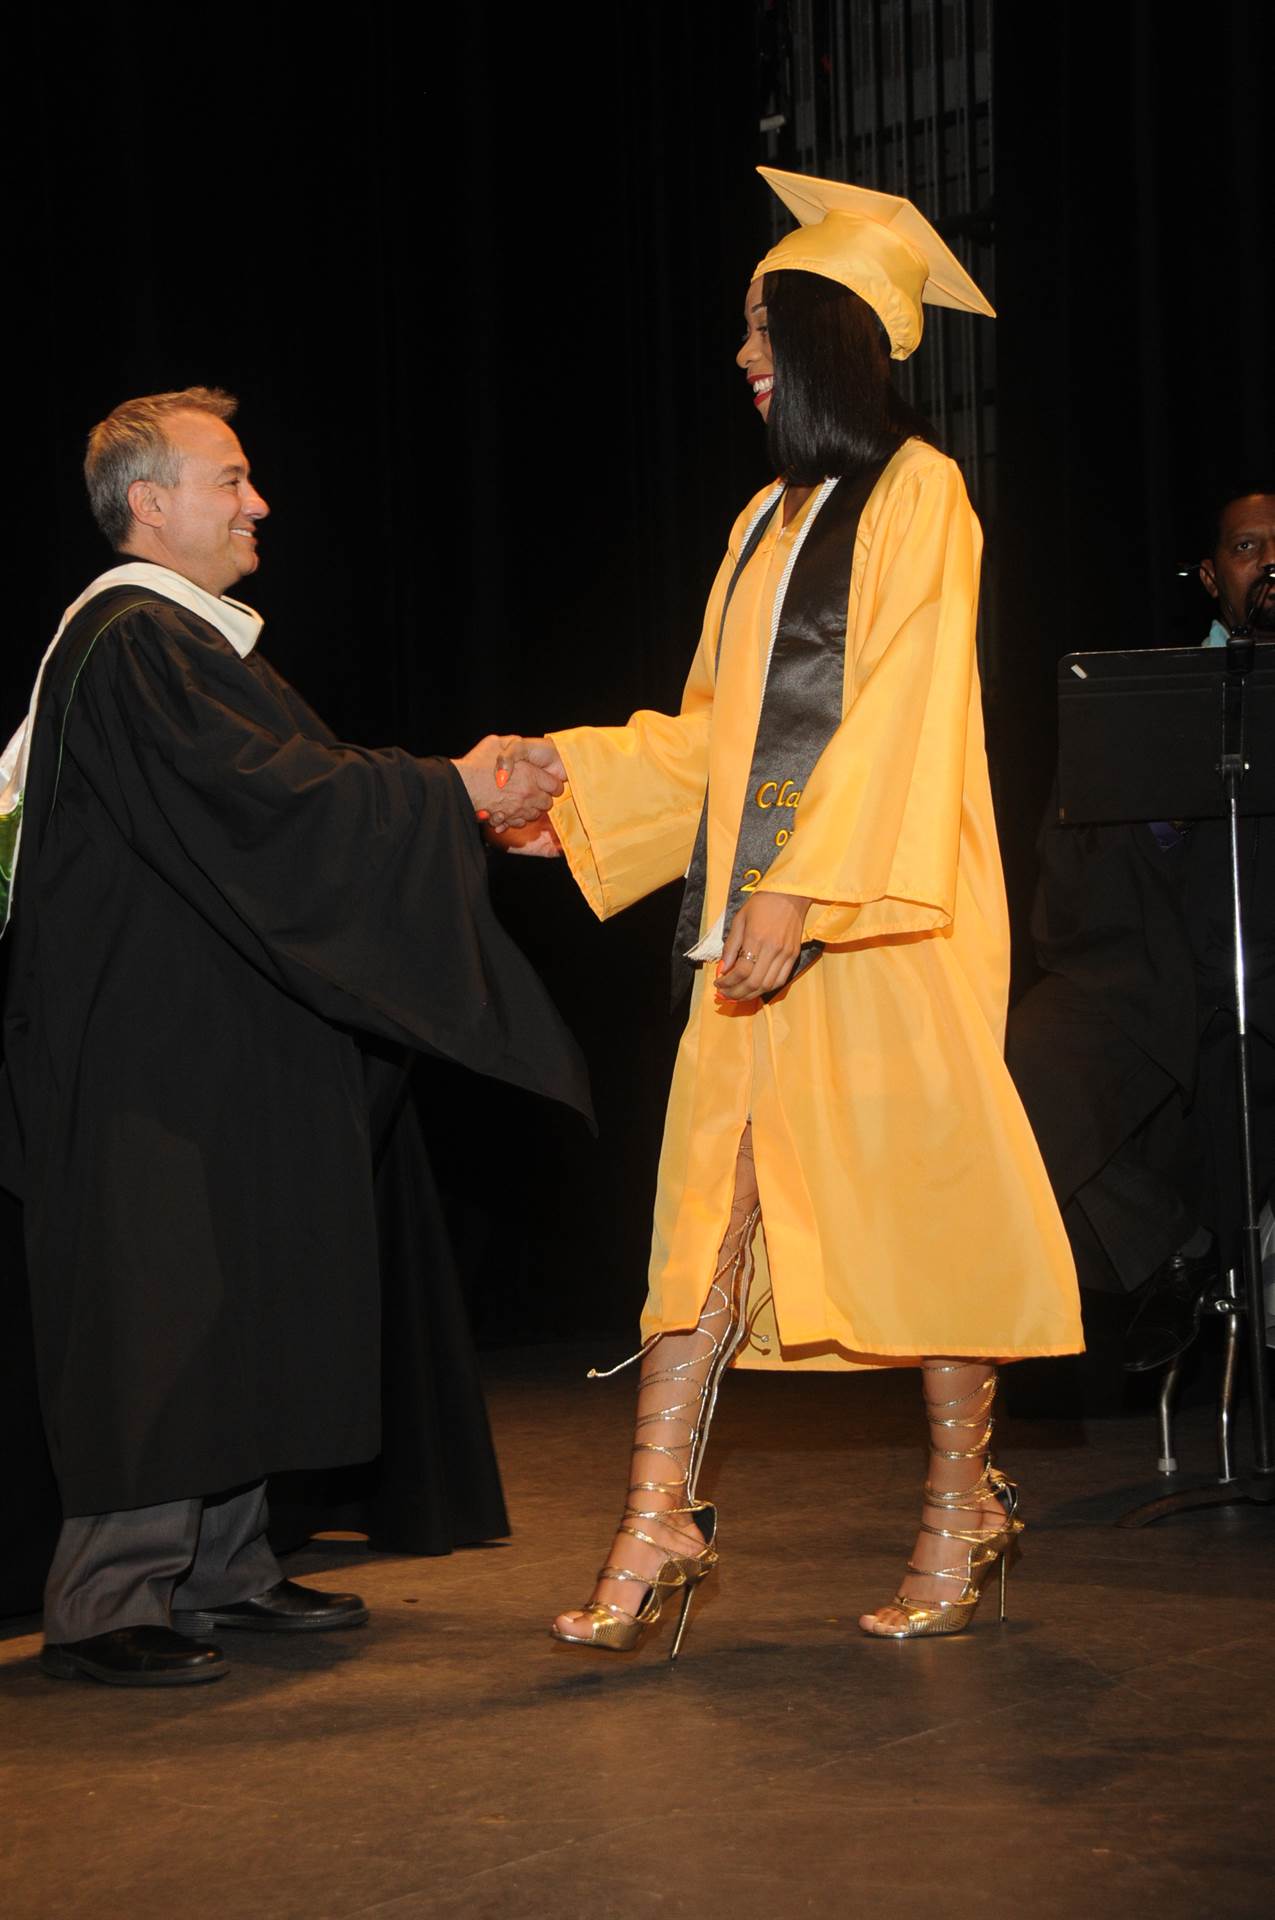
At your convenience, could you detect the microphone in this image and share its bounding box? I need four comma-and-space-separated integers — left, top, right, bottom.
1222, 567, 1274, 638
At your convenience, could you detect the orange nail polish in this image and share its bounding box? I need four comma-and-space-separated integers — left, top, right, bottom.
495, 767, 510, 789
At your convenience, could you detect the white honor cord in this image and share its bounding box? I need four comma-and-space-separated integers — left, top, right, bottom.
683, 479, 837, 964
738, 482, 785, 556
679, 485, 783, 890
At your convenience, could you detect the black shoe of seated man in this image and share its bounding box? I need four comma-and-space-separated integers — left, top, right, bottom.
173, 1577, 369, 1634
1124, 1248, 1217, 1373
39, 1626, 227, 1687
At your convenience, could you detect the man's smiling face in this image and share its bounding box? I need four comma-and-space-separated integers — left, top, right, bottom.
128, 410, 270, 595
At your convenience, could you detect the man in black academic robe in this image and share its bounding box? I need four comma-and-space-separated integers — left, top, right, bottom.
0, 386, 588, 1686
1005, 488, 1275, 1394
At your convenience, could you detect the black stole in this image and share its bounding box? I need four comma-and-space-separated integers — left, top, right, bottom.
671, 462, 885, 1001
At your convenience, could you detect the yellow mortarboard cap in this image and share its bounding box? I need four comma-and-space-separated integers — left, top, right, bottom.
754, 166, 995, 361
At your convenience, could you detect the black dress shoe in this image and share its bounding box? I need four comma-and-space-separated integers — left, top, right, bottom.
173, 1577, 369, 1634
39, 1626, 227, 1687
1124, 1248, 1217, 1373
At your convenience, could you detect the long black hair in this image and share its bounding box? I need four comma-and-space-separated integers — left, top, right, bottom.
763, 269, 936, 486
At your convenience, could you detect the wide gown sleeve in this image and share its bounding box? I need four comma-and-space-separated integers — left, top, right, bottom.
546, 502, 763, 920
74, 604, 590, 1115
754, 455, 983, 947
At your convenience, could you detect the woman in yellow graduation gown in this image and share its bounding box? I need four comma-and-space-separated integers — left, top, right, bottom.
537, 170, 1082, 1648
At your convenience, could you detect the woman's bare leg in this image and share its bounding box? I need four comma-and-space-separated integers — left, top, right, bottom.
858, 1359, 1010, 1635
553, 1128, 760, 1639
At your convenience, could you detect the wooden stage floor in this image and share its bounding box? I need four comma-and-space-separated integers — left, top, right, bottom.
2, 1344, 1272, 1919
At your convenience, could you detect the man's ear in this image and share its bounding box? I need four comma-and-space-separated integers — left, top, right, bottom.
1199, 555, 1219, 602
126, 477, 165, 529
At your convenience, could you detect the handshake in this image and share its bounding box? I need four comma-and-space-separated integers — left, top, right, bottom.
450, 735, 567, 851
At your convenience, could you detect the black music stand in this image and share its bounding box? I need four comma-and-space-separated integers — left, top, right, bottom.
1056, 636, 1275, 1523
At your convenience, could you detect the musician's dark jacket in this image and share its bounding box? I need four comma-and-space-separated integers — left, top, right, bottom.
1006, 739, 1275, 1291
1028, 803, 1275, 1092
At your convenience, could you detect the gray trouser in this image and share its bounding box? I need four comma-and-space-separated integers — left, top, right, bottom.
43, 1482, 283, 1645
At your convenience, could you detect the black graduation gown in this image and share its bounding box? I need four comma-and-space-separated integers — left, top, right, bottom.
1, 585, 589, 1517
264, 1044, 513, 1560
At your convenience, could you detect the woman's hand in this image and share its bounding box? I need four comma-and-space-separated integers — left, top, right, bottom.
715, 891, 811, 1001
484, 820, 563, 857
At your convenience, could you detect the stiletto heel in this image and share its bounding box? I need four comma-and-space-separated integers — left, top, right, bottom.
861, 1364, 1024, 1640
668, 1565, 701, 1664
551, 1203, 758, 1658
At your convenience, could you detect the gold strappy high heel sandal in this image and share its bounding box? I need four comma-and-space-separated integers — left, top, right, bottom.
860, 1364, 1023, 1640
551, 1205, 758, 1660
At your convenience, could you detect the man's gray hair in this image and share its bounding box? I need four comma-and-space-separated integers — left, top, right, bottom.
84, 387, 239, 548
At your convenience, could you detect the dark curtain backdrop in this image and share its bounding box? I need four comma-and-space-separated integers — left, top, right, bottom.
990, 0, 1273, 970
2, 4, 1270, 1377
2, 7, 767, 1393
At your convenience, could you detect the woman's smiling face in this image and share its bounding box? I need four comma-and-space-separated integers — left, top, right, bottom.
736, 278, 773, 422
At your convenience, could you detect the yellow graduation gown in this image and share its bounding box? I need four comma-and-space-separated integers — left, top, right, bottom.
550, 438, 1082, 1369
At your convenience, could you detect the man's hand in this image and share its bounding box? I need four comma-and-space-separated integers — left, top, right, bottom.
490, 736, 567, 830
451, 735, 565, 829
715, 891, 811, 1002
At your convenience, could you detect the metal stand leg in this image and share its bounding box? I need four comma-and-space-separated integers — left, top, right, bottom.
1215, 1268, 1242, 1485
1156, 1357, 1183, 1476
1109, 635, 1274, 1526
1119, 1263, 1274, 1525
